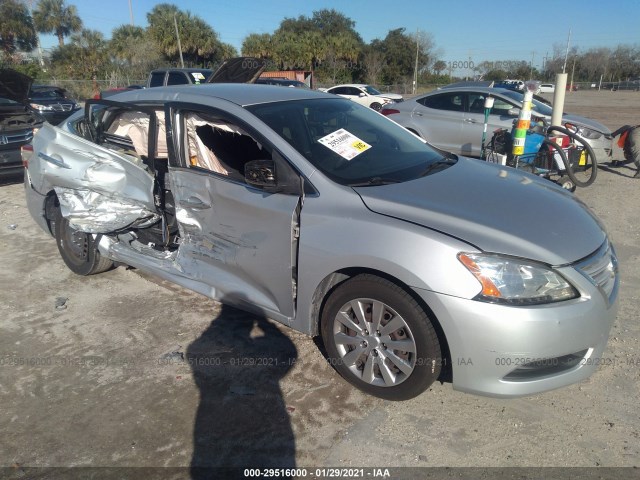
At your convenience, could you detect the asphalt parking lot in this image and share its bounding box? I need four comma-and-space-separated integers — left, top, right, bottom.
1, 91, 639, 479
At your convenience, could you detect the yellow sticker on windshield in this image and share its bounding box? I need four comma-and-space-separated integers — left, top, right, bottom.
351, 140, 370, 151
318, 129, 372, 160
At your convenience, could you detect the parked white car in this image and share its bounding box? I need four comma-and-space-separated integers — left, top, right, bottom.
539, 83, 556, 93
322, 84, 403, 111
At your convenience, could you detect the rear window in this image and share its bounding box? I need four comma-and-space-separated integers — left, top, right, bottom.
167, 72, 189, 86
419, 93, 464, 111
148, 72, 165, 88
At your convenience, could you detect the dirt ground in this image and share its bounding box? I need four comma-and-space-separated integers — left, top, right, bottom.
1, 91, 639, 479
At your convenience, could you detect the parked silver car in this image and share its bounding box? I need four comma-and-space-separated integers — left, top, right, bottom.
382, 87, 613, 161
24, 84, 618, 400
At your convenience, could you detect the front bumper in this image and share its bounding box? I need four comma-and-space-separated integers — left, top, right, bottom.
415, 253, 619, 397
586, 136, 613, 162
0, 148, 25, 179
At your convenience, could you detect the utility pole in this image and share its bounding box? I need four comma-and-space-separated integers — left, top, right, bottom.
128, 0, 134, 26
530, 51, 535, 79
569, 55, 576, 92
413, 29, 419, 95
562, 29, 572, 73
174, 13, 184, 68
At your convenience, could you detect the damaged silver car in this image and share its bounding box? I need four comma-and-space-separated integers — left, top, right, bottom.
24, 83, 619, 400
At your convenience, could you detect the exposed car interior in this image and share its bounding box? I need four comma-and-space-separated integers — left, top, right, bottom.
67, 103, 272, 252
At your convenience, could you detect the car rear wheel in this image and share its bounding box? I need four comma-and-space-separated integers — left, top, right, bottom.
557, 175, 576, 192
320, 274, 442, 400
54, 209, 113, 275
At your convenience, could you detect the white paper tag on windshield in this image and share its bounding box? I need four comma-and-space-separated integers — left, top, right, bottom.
317, 129, 371, 160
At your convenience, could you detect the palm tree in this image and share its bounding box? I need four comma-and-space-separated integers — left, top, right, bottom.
0, 0, 37, 58
147, 4, 227, 66
242, 33, 273, 60
109, 25, 146, 63
33, 0, 82, 47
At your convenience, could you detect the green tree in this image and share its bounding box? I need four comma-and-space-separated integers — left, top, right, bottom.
147, 3, 225, 66
362, 42, 385, 85
33, 0, 82, 47
433, 60, 447, 76
49, 29, 107, 80
218, 42, 238, 60
323, 32, 361, 83
107, 25, 162, 83
378, 28, 417, 85
109, 25, 147, 63
241, 33, 273, 59
0, 0, 37, 59
270, 9, 363, 82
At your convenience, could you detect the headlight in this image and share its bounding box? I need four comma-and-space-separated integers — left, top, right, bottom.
458, 253, 579, 305
565, 123, 602, 140
576, 127, 602, 140
30, 103, 54, 111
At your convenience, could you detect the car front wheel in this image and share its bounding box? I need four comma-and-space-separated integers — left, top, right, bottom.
54, 209, 113, 276
321, 274, 442, 400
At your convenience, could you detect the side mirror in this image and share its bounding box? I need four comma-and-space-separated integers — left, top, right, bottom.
245, 159, 277, 188
244, 159, 302, 195
359, 92, 367, 97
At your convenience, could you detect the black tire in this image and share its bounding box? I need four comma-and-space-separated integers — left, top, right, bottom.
54, 209, 113, 275
557, 175, 576, 192
320, 274, 442, 401
547, 125, 598, 187
370, 102, 382, 111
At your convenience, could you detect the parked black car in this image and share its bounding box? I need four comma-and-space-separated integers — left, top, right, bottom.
146, 68, 214, 87
147, 57, 266, 88
29, 85, 81, 124
0, 69, 43, 179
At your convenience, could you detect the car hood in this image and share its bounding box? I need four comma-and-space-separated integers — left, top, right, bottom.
354, 158, 605, 265
207, 57, 266, 84
0, 68, 33, 103
377, 92, 403, 101
562, 114, 611, 135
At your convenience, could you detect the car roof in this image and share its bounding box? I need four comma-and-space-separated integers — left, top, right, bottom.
109, 83, 334, 106
329, 84, 368, 88
428, 86, 516, 95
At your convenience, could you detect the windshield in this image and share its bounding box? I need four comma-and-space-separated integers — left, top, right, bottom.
364, 85, 382, 95
31, 88, 67, 100
500, 90, 553, 116
248, 98, 451, 186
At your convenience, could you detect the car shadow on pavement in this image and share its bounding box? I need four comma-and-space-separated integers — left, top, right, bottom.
599, 160, 640, 178
187, 300, 297, 479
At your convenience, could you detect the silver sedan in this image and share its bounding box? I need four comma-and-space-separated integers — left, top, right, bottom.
382, 87, 613, 162
24, 84, 618, 400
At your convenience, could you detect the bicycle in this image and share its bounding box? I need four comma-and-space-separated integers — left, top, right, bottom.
484, 120, 598, 190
